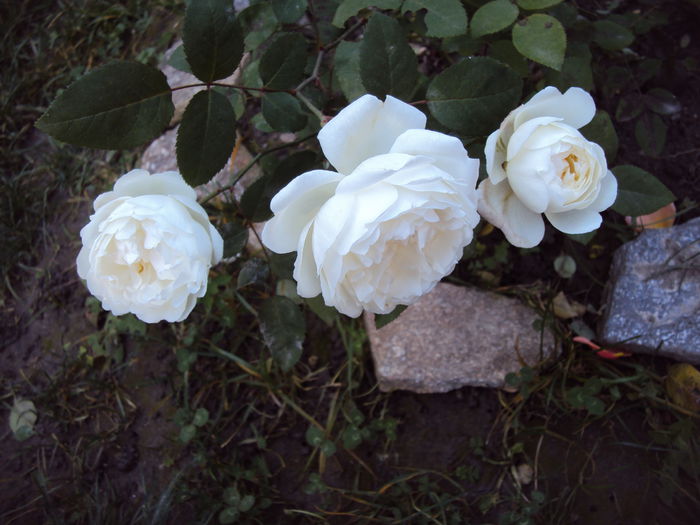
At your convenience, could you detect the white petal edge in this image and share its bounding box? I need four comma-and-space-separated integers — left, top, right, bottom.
592, 170, 618, 212
478, 178, 545, 248
318, 94, 426, 175
545, 208, 602, 234
514, 86, 596, 130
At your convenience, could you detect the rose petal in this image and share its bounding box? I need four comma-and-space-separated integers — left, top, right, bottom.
545, 208, 602, 234
484, 129, 508, 184
318, 94, 426, 175
591, 170, 618, 212
514, 86, 596, 130
478, 178, 545, 248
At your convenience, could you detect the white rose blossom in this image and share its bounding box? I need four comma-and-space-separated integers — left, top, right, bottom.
77, 169, 223, 323
261, 94, 480, 318
477, 86, 618, 248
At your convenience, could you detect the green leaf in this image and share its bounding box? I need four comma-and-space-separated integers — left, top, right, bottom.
320, 440, 337, 456
223, 487, 241, 507
237, 258, 269, 289
305, 425, 324, 447
192, 407, 209, 427
342, 426, 363, 449
333, 0, 400, 27
221, 221, 249, 259
375, 305, 407, 329
611, 165, 675, 216
580, 110, 618, 163
238, 3, 280, 51
644, 88, 681, 116
259, 296, 306, 371
334, 40, 365, 102
305, 295, 337, 326
180, 424, 197, 443
261, 92, 308, 132
471, 0, 519, 39
402, 0, 468, 38
592, 20, 634, 51
183, 0, 244, 82
176, 90, 236, 186
168, 44, 192, 73
615, 95, 644, 122
359, 13, 418, 100
517, 0, 563, 9
635, 112, 667, 157
427, 57, 522, 136
218, 507, 239, 524
272, 0, 307, 23
240, 151, 318, 222
238, 494, 255, 512
36, 61, 173, 149
512, 14, 566, 71
259, 32, 308, 89
488, 40, 529, 77
543, 41, 593, 91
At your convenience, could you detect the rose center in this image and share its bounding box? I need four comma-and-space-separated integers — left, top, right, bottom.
136, 261, 145, 274
561, 153, 580, 181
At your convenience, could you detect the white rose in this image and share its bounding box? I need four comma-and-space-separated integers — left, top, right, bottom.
77, 169, 223, 323
261, 94, 480, 317
477, 86, 618, 248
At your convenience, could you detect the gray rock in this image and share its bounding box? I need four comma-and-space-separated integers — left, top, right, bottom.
365, 283, 557, 393
599, 217, 700, 363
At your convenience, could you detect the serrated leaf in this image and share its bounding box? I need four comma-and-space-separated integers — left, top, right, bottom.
272, 0, 307, 23
635, 112, 667, 157
10, 398, 37, 441
471, 0, 519, 39
359, 13, 418, 100
488, 40, 529, 77
374, 305, 407, 329
259, 32, 308, 89
611, 165, 675, 216
261, 92, 308, 132
427, 57, 521, 136
333, 0, 401, 27
512, 14, 566, 71
176, 90, 237, 186
183, 0, 244, 82
543, 41, 593, 91
238, 3, 280, 51
221, 221, 248, 259
592, 20, 634, 51
644, 88, 681, 116
517, 0, 563, 8
240, 151, 318, 221
36, 61, 173, 149
580, 110, 618, 162
259, 296, 305, 371
334, 40, 364, 102
237, 258, 269, 289
402, 0, 468, 38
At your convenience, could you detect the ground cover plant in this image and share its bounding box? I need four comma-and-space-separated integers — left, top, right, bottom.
2, 0, 700, 523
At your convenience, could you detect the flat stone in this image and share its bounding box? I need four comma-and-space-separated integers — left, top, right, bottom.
599, 217, 700, 363
365, 283, 557, 393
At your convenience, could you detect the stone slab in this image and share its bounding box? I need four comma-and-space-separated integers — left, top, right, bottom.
365, 283, 557, 393
599, 217, 700, 363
